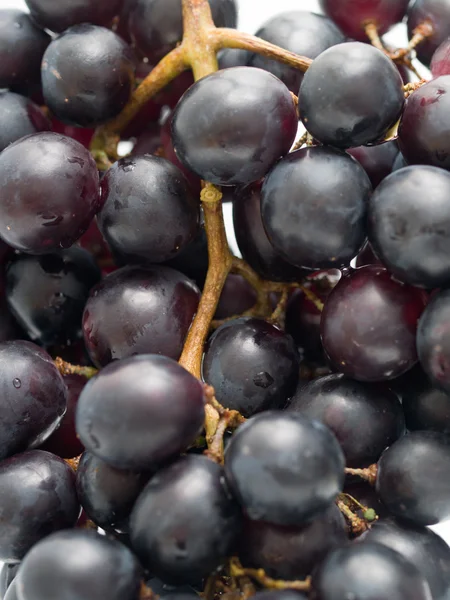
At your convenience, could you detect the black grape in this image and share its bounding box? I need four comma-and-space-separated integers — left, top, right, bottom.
0, 341, 67, 460
0, 10, 50, 95
359, 518, 450, 600
42, 25, 136, 128
130, 455, 242, 584
311, 542, 432, 600
25, 0, 125, 32
98, 155, 199, 265
76, 354, 205, 470
172, 67, 297, 186
76, 452, 150, 531
321, 266, 427, 381
248, 11, 345, 93
4, 579, 18, 600
129, 0, 237, 63
130, 124, 162, 157
347, 141, 399, 188
407, 0, 450, 66
16, 529, 141, 600
376, 431, 450, 525
299, 42, 404, 148
0, 564, 19, 598
233, 183, 308, 282
286, 374, 405, 467
224, 412, 345, 525
261, 146, 371, 270
392, 151, 408, 172
217, 47, 250, 69
0, 450, 79, 562
0, 132, 100, 254
0, 91, 50, 153
164, 226, 209, 288
215, 275, 257, 320
145, 578, 198, 600
82, 265, 200, 367
238, 504, 347, 580
203, 317, 299, 417
6, 248, 101, 347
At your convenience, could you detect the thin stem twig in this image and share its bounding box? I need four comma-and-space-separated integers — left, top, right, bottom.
54, 357, 98, 380
229, 557, 311, 592
336, 498, 370, 536
345, 464, 378, 486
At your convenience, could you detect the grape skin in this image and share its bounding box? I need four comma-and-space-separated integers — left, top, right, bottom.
407, 0, 450, 66
25, 0, 125, 33
0, 91, 50, 153
431, 38, 450, 77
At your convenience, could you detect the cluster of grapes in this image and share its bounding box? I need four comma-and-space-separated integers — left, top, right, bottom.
2, 0, 450, 599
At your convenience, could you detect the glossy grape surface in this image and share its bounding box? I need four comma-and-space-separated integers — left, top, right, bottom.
164, 226, 208, 288
0, 132, 100, 253
407, 0, 450, 66
431, 38, 450, 77
214, 275, 257, 320
25, 0, 125, 32
261, 146, 371, 270
172, 67, 297, 186
347, 141, 399, 188
0, 564, 19, 598
299, 42, 404, 148
82, 265, 200, 367
0, 91, 50, 153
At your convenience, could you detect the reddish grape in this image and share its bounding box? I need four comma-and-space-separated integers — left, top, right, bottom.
355, 242, 384, 267
431, 37, 450, 77
347, 141, 399, 188
214, 274, 257, 320
407, 0, 450, 66
0, 91, 50, 153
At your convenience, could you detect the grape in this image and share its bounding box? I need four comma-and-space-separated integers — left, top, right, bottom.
238, 504, 347, 580
82, 265, 200, 367
42, 25, 136, 128
25, 0, 125, 33
115, 0, 136, 44
4, 579, 18, 600
171, 67, 298, 186
41, 374, 86, 459
261, 146, 371, 270
233, 183, 309, 282
321, 266, 427, 381
224, 412, 345, 525
76, 354, 205, 470
407, 0, 450, 66
0, 132, 100, 253
129, 0, 237, 63
0, 91, 50, 153
131, 124, 162, 157
164, 226, 208, 288
0, 450, 79, 562
248, 12, 345, 93
359, 518, 450, 600
431, 38, 450, 77
98, 155, 199, 265
299, 42, 404, 148
347, 141, 399, 188
218, 47, 250, 69
398, 77, 450, 170
0, 564, 19, 598
51, 118, 95, 150
0, 10, 50, 95
355, 242, 384, 267
76, 452, 150, 531
312, 542, 432, 600
376, 431, 450, 525
203, 318, 300, 417
0, 341, 67, 460
16, 529, 141, 600
392, 151, 409, 172
6, 248, 101, 347
319, 0, 410, 41
286, 374, 405, 467
130, 455, 242, 584
214, 275, 257, 320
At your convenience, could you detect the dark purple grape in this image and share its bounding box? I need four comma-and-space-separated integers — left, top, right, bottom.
359, 518, 450, 600
218, 47, 250, 69
248, 11, 345, 93
238, 504, 348, 580
233, 183, 308, 282
0, 91, 50, 153
203, 318, 299, 417
0, 341, 67, 460
82, 265, 200, 367
130, 124, 162, 156
0, 564, 19, 598
0, 132, 100, 253
98, 155, 199, 264
0, 10, 50, 95
25, 0, 125, 32
261, 146, 371, 270
6, 248, 101, 346
0, 301, 23, 343
214, 274, 257, 320
299, 42, 404, 148
164, 226, 208, 288
319, 0, 410, 40
347, 141, 399, 188
376, 431, 450, 525
286, 374, 405, 467
431, 37, 450, 77
76, 452, 150, 531
407, 0, 450, 66
321, 266, 427, 381
398, 77, 450, 170
312, 542, 432, 600
41, 374, 86, 458
392, 151, 408, 171
131, 455, 242, 584
42, 25, 136, 128
224, 412, 345, 526
76, 354, 205, 470
172, 67, 297, 186
129, 0, 237, 63
0, 450, 79, 562
16, 529, 141, 600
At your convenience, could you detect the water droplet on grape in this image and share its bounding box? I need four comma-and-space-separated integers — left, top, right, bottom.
13, 378, 21, 389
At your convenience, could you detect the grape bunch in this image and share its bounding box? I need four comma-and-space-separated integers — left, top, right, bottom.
1, 0, 450, 599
